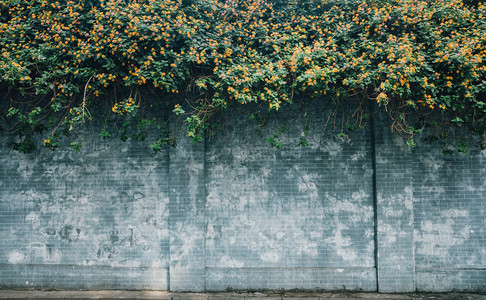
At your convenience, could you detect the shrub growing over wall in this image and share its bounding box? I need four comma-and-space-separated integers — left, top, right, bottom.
1, 0, 485, 152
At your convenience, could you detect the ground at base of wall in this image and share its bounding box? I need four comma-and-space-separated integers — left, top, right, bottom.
0, 290, 485, 300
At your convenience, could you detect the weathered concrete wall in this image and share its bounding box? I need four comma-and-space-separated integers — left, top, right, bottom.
0, 137, 170, 290
204, 110, 375, 291
413, 136, 486, 292
0, 109, 485, 292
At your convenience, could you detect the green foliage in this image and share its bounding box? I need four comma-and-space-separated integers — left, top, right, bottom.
406, 138, 417, 149
457, 140, 469, 154
266, 132, 284, 149
298, 138, 309, 147
13, 136, 35, 153
149, 125, 177, 152
99, 129, 111, 140
43, 136, 59, 151
0, 0, 485, 152
70, 141, 82, 152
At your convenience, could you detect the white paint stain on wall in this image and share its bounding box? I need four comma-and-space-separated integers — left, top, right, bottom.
171, 222, 204, 266
260, 251, 281, 263
415, 210, 471, 257
321, 140, 343, 156
220, 255, 244, 267
325, 221, 358, 261
29, 242, 62, 264
420, 155, 445, 183
8, 251, 26, 264
25, 212, 40, 229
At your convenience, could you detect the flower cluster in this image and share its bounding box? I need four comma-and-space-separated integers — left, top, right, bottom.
112, 97, 138, 116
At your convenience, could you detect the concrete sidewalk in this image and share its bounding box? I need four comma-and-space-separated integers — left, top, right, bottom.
0, 290, 485, 300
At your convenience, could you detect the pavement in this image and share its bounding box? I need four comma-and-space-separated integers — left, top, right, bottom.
0, 290, 485, 300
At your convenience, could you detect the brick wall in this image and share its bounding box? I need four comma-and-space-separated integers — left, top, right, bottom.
0, 135, 170, 290
413, 132, 486, 291
0, 108, 484, 292
204, 107, 375, 291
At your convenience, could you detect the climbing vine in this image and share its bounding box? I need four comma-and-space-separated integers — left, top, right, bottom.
1, 0, 485, 152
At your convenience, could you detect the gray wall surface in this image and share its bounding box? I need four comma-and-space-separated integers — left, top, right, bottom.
0, 108, 485, 292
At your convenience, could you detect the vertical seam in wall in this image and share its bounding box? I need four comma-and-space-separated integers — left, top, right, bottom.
411, 153, 416, 292
370, 110, 379, 292
167, 136, 171, 291
203, 132, 207, 292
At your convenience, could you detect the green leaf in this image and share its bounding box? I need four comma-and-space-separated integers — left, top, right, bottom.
70, 142, 82, 152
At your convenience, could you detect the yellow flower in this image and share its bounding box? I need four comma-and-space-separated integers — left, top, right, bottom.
376, 92, 387, 103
